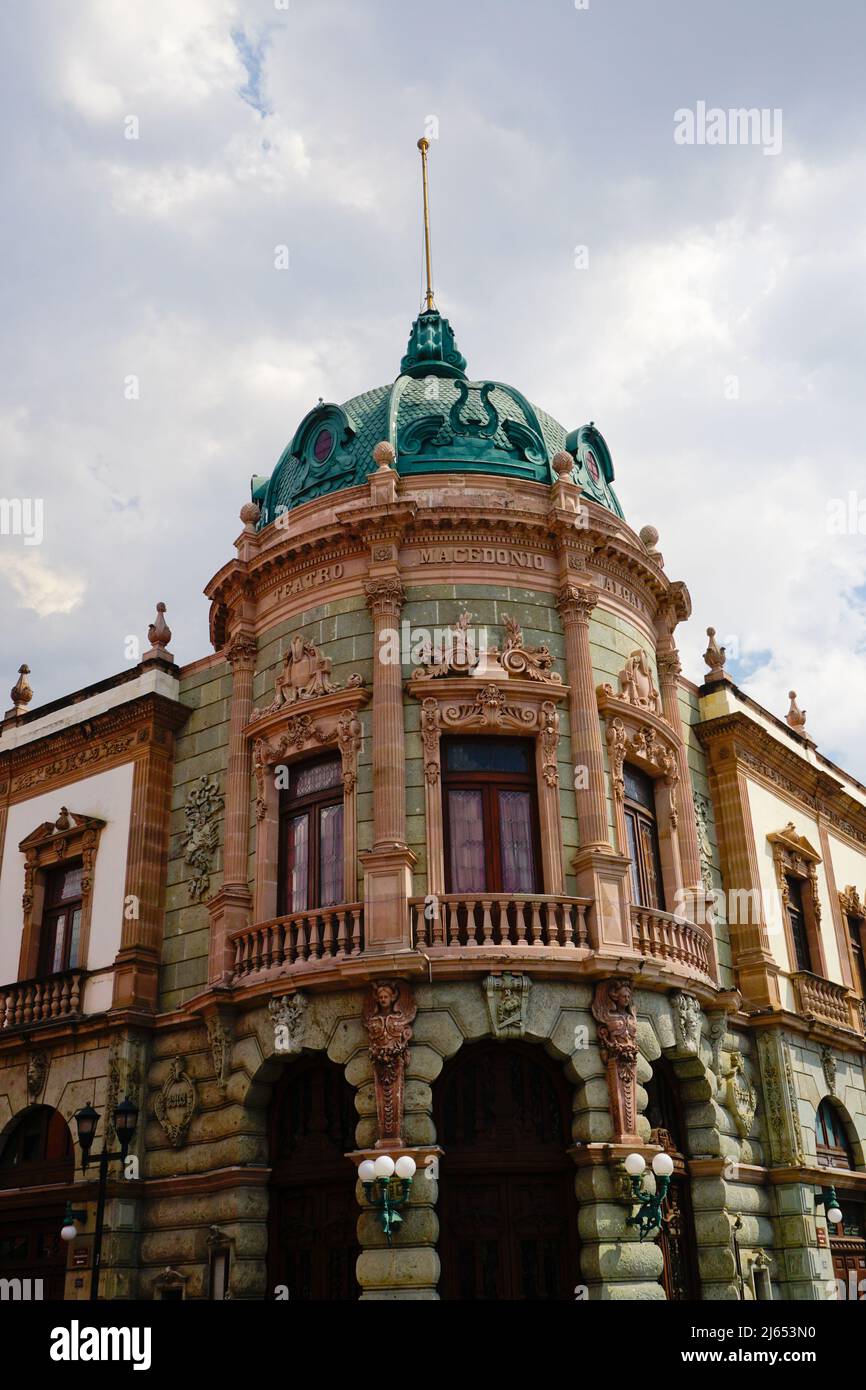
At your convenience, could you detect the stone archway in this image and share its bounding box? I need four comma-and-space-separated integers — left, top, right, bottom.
432, 1039, 580, 1300
644, 1056, 702, 1299
266, 1052, 360, 1301
0, 1105, 75, 1300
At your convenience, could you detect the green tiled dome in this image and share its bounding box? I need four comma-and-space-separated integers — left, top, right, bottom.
254, 311, 624, 525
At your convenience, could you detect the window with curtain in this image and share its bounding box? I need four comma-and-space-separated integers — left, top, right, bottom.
623, 764, 664, 910
785, 874, 812, 972
278, 756, 344, 914
442, 737, 540, 895
37, 862, 83, 975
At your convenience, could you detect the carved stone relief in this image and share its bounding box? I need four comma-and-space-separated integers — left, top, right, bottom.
27, 1052, 48, 1101
483, 973, 530, 1038
592, 977, 639, 1142
820, 1045, 837, 1097
412, 611, 561, 685
363, 980, 416, 1148
720, 1050, 758, 1138
269, 991, 309, 1054
154, 1057, 197, 1149
671, 991, 702, 1056
182, 776, 224, 901
206, 1015, 234, 1094
757, 1031, 804, 1165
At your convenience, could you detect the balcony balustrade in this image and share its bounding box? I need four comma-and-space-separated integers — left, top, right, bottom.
792, 970, 865, 1034
630, 905, 715, 984
0, 968, 87, 1030
410, 893, 591, 950
231, 903, 364, 981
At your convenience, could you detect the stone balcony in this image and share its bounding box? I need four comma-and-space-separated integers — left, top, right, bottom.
791, 970, 865, 1035
226, 892, 718, 993
0, 967, 87, 1031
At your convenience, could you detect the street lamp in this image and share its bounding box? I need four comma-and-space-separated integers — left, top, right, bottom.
815, 1186, 843, 1226
624, 1150, 675, 1240
70, 1097, 139, 1300
358, 1154, 416, 1245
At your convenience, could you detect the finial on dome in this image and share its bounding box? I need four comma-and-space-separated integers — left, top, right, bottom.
240, 500, 261, 533
417, 137, 436, 314
785, 691, 810, 737
9, 663, 32, 716
639, 524, 663, 566
143, 602, 174, 665
372, 441, 396, 471
551, 450, 574, 478
702, 627, 730, 684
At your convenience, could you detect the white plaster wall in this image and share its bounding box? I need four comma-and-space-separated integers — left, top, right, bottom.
827, 832, 866, 906
746, 780, 842, 984
0, 761, 134, 985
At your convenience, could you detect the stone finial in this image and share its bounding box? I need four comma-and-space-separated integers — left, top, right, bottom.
785, 691, 810, 735
144, 602, 174, 664
551, 450, 574, 478
10, 664, 32, 715
372, 440, 396, 471
639, 524, 663, 565
702, 627, 730, 684
239, 501, 261, 532
54, 807, 71, 832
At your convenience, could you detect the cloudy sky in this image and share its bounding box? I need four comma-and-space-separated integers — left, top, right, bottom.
1, 0, 865, 772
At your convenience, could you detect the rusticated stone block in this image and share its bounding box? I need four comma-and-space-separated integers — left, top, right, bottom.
580, 1238, 664, 1282
412, 1010, 464, 1058
357, 1246, 440, 1292
404, 1043, 444, 1083
358, 1205, 438, 1248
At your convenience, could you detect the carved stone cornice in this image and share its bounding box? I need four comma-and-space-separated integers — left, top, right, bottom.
0, 692, 188, 801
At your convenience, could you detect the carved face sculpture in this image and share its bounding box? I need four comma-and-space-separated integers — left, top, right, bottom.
375, 983, 398, 1014
609, 981, 633, 1014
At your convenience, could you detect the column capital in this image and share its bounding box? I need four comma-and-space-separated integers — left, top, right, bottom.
556, 583, 599, 625
224, 632, 257, 671
656, 649, 682, 681
364, 576, 405, 618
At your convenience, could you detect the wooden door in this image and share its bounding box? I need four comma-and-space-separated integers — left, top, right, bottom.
434, 1042, 580, 1301
266, 1055, 359, 1300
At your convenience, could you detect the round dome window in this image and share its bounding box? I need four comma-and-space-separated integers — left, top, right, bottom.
313, 428, 334, 463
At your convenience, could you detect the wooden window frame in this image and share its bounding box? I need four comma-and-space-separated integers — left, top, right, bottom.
441, 737, 543, 896
839, 888, 866, 1000
623, 763, 666, 911
815, 1097, 855, 1172
277, 754, 344, 915
768, 825, 827, 979
16, 812, 104, 983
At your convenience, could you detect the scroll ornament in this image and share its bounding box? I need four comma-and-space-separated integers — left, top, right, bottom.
182, 776, 224, 901
154, 1057, 197, 1149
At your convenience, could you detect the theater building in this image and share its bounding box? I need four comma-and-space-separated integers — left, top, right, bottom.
1, 283, 865, 1301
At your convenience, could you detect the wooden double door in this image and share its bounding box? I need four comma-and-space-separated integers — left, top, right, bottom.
266, 1055, 359, 1301
434, 1042, 580, 1300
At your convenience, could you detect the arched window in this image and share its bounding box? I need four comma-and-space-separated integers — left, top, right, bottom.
0, 1106, 74, 1189
816, 1098, 854, 1170
278, 755, 344, 914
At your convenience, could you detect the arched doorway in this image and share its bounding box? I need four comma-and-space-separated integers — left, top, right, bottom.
816, 1097, 865, 1298
266, 1053, 359, 1300
434, 1040, 580, 1300
644, 1058, 701, 1300
0, 1106, 74, 1300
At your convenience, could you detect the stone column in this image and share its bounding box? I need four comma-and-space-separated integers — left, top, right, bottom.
556, 583, 610, 852
556, 583, 632, 950
208, 632, 256, 985
360, 576, 415, 952
656, 648, 706, 902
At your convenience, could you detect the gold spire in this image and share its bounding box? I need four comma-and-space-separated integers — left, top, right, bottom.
417, 137, 435, 311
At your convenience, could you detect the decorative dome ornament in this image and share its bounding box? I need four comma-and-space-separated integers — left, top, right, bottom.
9, 663, 32, 715
239, 501, 261, 532
372, 441, 396, 471
785, 691, 812, 739
551, 450, 574, 477
639, 525, 664, 567
702, 628, 731, 685
144, 602, 174, 664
